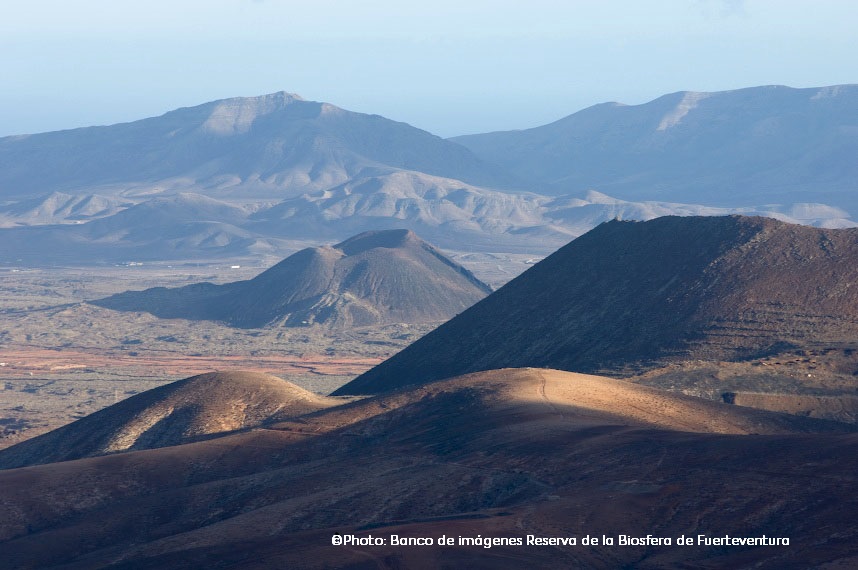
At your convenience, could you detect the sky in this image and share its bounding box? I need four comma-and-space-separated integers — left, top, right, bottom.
2, 0, 857, 138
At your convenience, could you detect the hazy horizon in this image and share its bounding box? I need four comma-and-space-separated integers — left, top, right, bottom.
3, 0, 858, 138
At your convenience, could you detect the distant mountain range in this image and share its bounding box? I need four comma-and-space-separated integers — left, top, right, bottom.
453, 84, 858, 211
0, 91, 517, 200
93, 229, 492, 328
338, 215, 858, 395
1, 86, 856, 262
1, 186, 851, 263
4, 86, 858, 569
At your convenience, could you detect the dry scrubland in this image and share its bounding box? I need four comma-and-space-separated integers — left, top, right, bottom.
0, 251, 533, 449
0, 262, 453, 449
5, 224, 858, 452
2, 222, 858, 567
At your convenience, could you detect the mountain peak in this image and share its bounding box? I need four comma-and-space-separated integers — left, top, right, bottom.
212, 91, 306, 106
0, 88, 519, 201
336, 215, 858, 395
201, 91, 308, 135
93, 229, 490, 328
334, 229, 420, 256
452, 83, 858, 212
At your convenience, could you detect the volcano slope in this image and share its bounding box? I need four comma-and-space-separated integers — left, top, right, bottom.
0, 371, 340, 469
337, 215, 858, 396
0, 368, 855, 569
93, 229, 491, 328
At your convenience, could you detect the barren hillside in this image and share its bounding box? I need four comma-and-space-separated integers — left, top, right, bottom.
93, 229, 492, 328
0, 371, 341, 469
0, 368, 855, 569
339, 215, 858, 395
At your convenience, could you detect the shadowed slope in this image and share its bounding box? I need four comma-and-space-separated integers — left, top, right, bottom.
93, 229, 491, 328
337, 215, 858, 395
0, 371, 338, 470
0, 368, 855, 569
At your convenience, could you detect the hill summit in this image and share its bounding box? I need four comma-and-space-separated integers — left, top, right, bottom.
0, 371, 338, 469
337, 215, 858, 395
1, 368, 855, 568
93, 229, 492, 328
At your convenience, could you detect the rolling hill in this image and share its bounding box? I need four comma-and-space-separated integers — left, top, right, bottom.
0, 368, 855, 568
337, 215, 858, 395
0, 371, 339, 470
0, 192, 131, 227
92, 229, 492, 327
0, 182, 852, 265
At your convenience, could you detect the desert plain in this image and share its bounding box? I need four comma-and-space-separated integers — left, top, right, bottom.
0, 251, 531, 450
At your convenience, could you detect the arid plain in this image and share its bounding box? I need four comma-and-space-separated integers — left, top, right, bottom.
2, 83, 858, 569
0, 252, 531, 450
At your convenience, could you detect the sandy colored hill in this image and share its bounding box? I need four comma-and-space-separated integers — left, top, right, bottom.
338, 215, 858, 395
0, 368, 855, 569
0, 371, 339, 469
93, 229, 491, 328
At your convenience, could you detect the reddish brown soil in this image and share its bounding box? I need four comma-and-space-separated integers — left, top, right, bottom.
0, 346, 381, 378
0, 368, 855, 569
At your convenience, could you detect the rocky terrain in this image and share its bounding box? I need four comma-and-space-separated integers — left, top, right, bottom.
93, 229, 492, 328
2, 215, 858, 568
724, 391, 858, 424
340, 216, 858, 403
0, 368, 855, 569
2, 84, 858, 568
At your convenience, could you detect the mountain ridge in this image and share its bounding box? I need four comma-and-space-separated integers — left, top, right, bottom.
1, 86, 856, 263
1, 368, 856, 568
453, 84, 858, 211
0, 91, 520, 200
337, 215, 858, 395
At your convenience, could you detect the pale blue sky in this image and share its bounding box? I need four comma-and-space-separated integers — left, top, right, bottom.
2, 0, 857, 137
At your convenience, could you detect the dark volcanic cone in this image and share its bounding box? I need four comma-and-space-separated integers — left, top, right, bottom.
337, 215, 858, 395
93, 229, 491, 328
